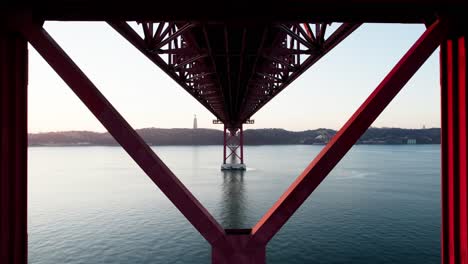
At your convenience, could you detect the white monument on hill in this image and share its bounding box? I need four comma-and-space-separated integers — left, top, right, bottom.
193, 114, 198, 129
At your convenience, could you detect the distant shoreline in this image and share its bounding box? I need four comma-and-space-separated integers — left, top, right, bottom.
28, 143, 441, 147
28, 127, 441, 146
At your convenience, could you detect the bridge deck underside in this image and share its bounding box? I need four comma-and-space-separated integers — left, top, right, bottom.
110, 21, 360, 127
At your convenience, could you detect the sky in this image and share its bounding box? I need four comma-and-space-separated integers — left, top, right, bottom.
28, 22, 440, 133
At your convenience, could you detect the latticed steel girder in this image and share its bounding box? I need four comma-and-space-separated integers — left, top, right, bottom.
110, 21, 360, 127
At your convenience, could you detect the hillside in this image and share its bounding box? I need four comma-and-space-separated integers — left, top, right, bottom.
28, 127, 440, 146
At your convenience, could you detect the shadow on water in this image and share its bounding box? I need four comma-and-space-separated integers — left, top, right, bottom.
220, 170, 247, 229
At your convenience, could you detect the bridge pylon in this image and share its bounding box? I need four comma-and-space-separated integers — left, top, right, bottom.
221, 125, 246, 171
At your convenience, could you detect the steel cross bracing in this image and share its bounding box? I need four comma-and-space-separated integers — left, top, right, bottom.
8, 18, 448, 263
2, 1, 468, 263
109, 21, 360, 127
223, 125, 244, 165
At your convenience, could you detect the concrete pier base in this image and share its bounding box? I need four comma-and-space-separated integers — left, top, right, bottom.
221, 164, 247, 171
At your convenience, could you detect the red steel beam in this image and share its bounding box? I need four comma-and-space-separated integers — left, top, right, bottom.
0, 28, 28, 264
440, 26, 468, 264
223, 126, 227, 164
212, 231, 265, 263
240, 126, 244, 164
223, 127, 244, 165
153, 23, 194, 50
249, 18, 449, 246
17, 20, 229, 250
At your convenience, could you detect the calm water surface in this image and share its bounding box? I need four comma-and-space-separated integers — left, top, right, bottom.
29, 145, 440, 263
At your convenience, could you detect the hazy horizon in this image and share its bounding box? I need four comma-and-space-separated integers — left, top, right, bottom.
29, 22, 440, 133
28, 125, 441, 134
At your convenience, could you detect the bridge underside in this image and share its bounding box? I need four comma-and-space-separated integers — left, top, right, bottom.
108, 20, 360, 169
109, 21, 360, 127
1, 1, 467, 263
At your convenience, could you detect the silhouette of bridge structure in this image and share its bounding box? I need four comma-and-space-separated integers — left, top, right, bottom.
1, 1, 467, 263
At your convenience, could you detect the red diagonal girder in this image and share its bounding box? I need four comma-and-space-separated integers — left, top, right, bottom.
249, 18, 449, 246
17, 20, 231, 251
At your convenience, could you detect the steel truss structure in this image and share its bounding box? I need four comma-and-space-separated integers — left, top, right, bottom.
1, 1, 467, 263
109, 21, 360, 128
223, 126, 244, 166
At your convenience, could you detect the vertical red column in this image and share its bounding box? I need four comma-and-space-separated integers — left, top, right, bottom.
240, 126, 244, 164
440, 27, 468, 264
223, 125, 227, 164
0, 29, 28, 264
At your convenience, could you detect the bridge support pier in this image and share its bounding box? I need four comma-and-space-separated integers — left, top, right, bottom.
221, 125, 246, 171
0, 28, 28, 263
440, 26, 468, 264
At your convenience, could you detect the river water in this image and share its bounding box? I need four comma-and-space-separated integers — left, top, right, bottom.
28, 145, 440, 263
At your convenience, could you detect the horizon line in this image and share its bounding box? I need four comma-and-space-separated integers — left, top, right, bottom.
28, 126, 442, 134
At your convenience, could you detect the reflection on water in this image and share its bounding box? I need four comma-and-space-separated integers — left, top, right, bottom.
227, 152, 241, 164
191, 145, 200, 168
221, 170, 247, 229
28, 145, 441, 264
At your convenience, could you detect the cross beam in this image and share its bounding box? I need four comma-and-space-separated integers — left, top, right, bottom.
250, 18, 449, 246
16, 18, 230, 252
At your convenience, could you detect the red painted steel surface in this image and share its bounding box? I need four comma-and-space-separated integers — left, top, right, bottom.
17, 21, 232, 251
249, 19, 449, 246
0, 29, 28, 264
223, 126, 227, 164
240, 127, 244, 164
440, 27, 468, 264
223, 127, 244, 165
212, 230, 265, 264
